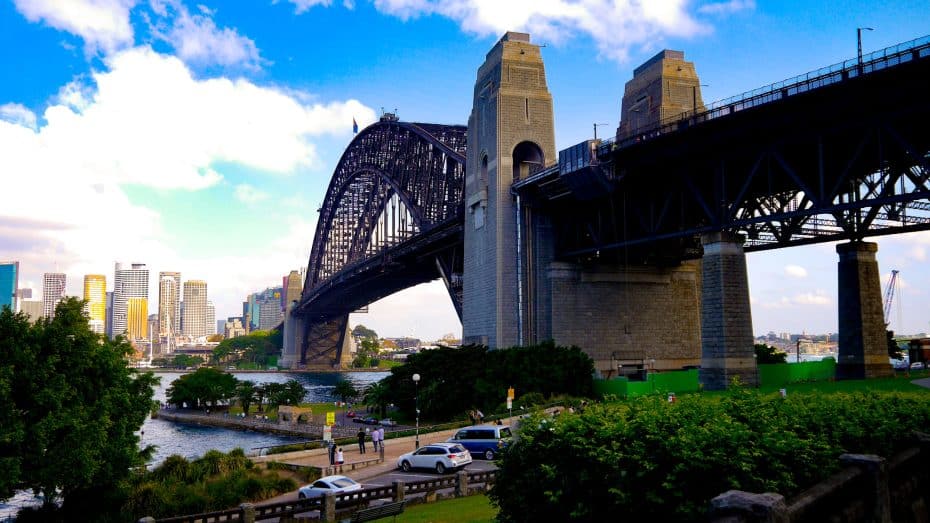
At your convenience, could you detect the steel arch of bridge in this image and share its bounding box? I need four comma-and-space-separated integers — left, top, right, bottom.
301, 119, 467, 314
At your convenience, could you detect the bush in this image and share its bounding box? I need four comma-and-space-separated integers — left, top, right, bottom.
490, 389, 930, 522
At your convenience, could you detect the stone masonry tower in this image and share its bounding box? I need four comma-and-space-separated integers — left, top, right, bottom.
617, 50, 704, 139
462, 32, 556, 348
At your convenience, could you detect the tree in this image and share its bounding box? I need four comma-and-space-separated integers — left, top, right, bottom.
0, 298, 158, 518
887, 330, 903, 359
352, 324, 378, 340
166, 368, 237, 408
754, 343, 788, 364
363, 381, 391, 418
353, 338, 380, 368
235, 380, 256, 415
332, 380, 358, 404
171, 353, 201, 368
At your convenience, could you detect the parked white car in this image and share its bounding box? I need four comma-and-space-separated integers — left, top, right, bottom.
396, 443, 472, 474
298, 475, 363, 499
380, 418, 397, 426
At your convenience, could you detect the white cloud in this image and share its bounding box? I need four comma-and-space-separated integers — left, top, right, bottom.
698, 0, 755, 15
0, 103, 38, 130
12, 0, 137, 55
784, 264, 808, 278
359, 0, 729, 62
283, 0, 335, 14
793, 291, 831, 306
235, 184, 271, 204
0, 45, 376, 318
909, 245, 926, 262
149, 0, 264, 70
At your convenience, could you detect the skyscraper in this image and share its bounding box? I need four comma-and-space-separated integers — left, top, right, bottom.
126, 297, 148, 340
112, 263, 149, 339
0, 261, 18, 312
158, 272, 181, 337
43, 272, 66, 318
83, 274, 106, 334
182, 280, 208, 339
206, 301, 216, 336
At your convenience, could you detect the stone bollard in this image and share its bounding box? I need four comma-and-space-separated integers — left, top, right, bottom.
708, 490, 789, 523
455, 470, 468, 497
839, 454, 891, 523
240, 502, 256, 523
392, 480, 406, 503
321, 491, 336, 522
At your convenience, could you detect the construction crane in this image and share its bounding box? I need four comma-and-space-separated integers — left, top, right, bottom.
883, 269, 900, 326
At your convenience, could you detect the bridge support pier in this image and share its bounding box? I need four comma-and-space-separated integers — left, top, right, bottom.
547, 261, 701, 375
836, 241, 893, 379
699, 232, 758, 390
280, 302, 304, 369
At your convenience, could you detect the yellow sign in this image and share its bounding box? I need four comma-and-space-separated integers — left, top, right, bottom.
326, 411, 335, 426
507, 387, 515, 400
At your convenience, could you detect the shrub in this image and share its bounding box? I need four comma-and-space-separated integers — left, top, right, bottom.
490, 389, 930, 522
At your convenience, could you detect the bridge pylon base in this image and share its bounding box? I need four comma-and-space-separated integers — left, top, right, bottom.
836, 242, 893, 379
699, 232, 759, 390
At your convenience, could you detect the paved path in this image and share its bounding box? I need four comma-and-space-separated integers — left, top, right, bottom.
912, 377, 930, 389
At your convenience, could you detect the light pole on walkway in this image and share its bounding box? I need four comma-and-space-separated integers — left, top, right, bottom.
412, 373, 421, 449
858, 27, 873, 70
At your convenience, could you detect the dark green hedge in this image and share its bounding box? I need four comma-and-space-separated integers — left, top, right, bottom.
490, 388, 930, 522
382, 342, 595, 420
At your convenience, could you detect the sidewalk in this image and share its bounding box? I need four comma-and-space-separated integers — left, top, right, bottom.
256, 425, 466, 483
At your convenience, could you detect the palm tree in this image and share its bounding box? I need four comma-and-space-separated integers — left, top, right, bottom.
363, 381, 391, 418
235, 380, 255, 415
332, 380, 358, 404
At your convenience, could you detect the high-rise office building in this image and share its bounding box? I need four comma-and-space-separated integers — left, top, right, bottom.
182, 280, 208, 338
206, 301, 216, 335
105, 291, 113, 337
158, 271, 181, 337
112, 263, 149, 338
20, 300, 42, 323
43, 272, 66, 318
126, 297, 148, 340
83, 274, 106, 334
257, 287, 284, 330
18, 288, 32, 299
0, 261, 19, 312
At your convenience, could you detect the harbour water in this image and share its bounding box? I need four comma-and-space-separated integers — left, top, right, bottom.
0, 370, 390, 520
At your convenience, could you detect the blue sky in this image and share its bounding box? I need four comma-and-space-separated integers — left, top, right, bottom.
1, 0, 929, 340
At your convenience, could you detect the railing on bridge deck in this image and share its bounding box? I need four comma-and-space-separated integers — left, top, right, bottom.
599, 34, 930, 155
143, 470, 497, 523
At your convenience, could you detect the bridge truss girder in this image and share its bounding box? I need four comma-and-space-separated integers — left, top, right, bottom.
546, 54, 930, 263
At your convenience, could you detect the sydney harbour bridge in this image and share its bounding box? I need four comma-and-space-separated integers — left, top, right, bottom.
281, 32, 930, 389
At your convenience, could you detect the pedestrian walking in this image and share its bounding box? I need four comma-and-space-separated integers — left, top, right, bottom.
371, 425, 381, 451
336, 448, 344, 465
328, 439, 336, 465
377, 426, 385, 451
357, 428, 366, 454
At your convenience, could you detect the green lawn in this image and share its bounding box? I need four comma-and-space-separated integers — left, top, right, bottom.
395, 495, 497, 523
756, 369, 930, 394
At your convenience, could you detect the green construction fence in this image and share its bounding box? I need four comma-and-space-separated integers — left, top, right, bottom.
593, 358, 837, 399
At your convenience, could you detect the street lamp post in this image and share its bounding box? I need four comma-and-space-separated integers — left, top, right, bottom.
412, 373, 421, 449
858, 27, 873, 69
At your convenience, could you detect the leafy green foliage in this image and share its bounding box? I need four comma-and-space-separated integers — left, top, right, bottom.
754, 343, 788, 364
887, 330, 903, 359
382, 341, 595, 420
352, 324, 378, 339
363, 381, 391, 418
171, 353, 203, 368
332, 380, 358, 404
211, 330, 282, 368
490, 388, 930, 522
166, 367, 237, 408
123, 448, 296, 520
353, 337, 380, 368
0, 298, 158, 519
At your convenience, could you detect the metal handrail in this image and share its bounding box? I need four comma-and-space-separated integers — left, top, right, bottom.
601, 34, 930, 154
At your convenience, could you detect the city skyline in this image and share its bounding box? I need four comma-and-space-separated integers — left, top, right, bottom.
2, 1, 930, 340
